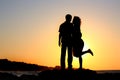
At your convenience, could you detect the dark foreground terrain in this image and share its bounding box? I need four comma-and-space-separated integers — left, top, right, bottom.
0, 69, 120, 80
0, 59, 49, 71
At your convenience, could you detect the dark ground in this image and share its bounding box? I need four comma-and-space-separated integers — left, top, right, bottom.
0, 69, 120, 80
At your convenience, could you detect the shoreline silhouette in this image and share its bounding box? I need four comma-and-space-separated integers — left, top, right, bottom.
0, 69, 120, 80
0, 59, 120, 80
0, 59, 50, 71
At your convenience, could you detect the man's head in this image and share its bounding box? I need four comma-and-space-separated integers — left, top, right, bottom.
65, 14, 72, 22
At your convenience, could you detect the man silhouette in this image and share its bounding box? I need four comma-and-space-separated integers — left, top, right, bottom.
59, 14, 73, 70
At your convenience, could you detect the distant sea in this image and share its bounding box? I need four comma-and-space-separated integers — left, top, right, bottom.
0, 70, 120, 77
0, 71, 41, 77
96, 70, 120, 74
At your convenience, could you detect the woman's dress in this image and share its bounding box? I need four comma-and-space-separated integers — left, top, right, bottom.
72, 29, 84, 57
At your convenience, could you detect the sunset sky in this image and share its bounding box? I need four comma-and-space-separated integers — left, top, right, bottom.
0, 0, 120, 70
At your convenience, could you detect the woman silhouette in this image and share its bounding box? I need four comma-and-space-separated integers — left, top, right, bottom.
72, 16, 93, 70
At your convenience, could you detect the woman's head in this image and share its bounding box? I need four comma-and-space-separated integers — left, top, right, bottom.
73, 16, 81, 26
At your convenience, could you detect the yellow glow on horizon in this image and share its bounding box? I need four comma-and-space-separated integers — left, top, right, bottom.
1, 2, 120, 70
1, 18, 120, 70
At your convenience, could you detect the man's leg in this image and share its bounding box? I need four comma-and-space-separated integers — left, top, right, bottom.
61, 44, 66, 70
68, 46, 73, 69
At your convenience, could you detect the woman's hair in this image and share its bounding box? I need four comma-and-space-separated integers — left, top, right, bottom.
72, 16, 81, 27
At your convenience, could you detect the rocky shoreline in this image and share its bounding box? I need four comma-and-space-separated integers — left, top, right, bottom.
0, 69, 120, 80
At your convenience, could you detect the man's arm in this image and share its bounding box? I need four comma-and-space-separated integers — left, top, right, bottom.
58, 33, 61, 47
58, 23, 62, 47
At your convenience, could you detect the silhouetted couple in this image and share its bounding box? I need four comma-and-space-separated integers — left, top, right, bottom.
58, 14, 93, 70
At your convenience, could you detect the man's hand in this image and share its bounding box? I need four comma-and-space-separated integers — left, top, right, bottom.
58, 41, 61, 47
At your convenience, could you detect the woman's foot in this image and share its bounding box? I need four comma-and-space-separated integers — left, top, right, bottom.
88, 49, 94, 56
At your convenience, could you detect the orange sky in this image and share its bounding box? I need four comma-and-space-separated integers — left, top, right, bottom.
0, 0, 120, 70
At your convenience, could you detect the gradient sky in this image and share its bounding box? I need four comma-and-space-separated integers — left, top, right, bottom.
0, 0, 120, 70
